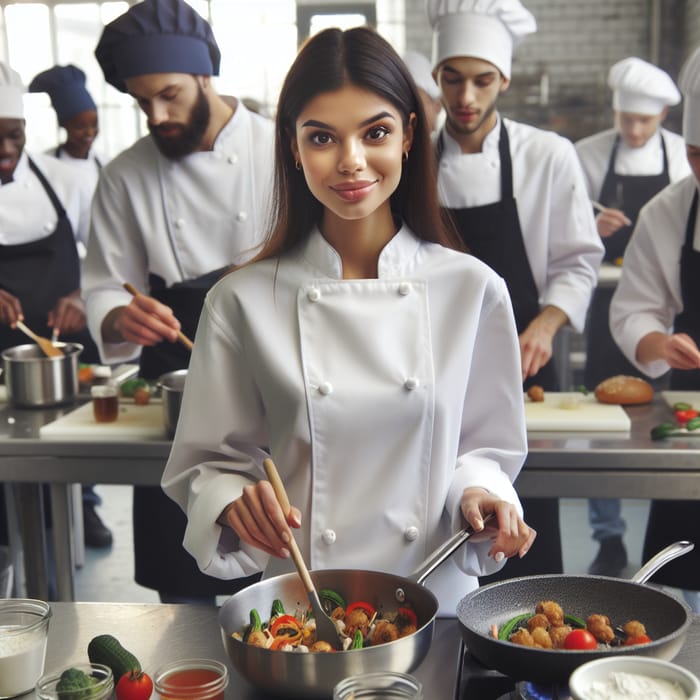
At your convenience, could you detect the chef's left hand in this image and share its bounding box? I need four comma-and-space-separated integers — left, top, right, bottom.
519, 306, 568, 380
48, 291, 87, 336
460, 487, 536, 561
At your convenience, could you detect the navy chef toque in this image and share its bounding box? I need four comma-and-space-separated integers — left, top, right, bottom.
94, 0, 221, 93
29, 65, 97, 124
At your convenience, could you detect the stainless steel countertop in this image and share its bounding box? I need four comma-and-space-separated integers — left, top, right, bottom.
17, 602, 700, 699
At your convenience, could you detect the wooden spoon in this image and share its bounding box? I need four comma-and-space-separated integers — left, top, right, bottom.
263, 457, 344, 650
123, 283, 194, 351
15, 320, 65, 358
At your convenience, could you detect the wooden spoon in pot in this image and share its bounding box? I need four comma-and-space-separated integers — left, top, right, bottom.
14, 320, 65, 358
262, 457, 344, 650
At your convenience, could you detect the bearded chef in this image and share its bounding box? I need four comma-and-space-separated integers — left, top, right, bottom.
610, 46, 700, 613
575, 58, 689, 579
29, 64, 104, 196
427, 0, 604, 580
83, 0, 273, 603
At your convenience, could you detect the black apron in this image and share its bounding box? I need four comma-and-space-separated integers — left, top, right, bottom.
584, 135, 670, 389
0, 158, 98, 361
437, 123, 563, 579
132, 268, 260, 597
642, 190, 700, 590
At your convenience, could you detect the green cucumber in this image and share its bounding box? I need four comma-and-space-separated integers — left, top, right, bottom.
651, 421, 677, 441
673, 402, 693, 411
87, 634, 141, 680
686, 417, 700, 431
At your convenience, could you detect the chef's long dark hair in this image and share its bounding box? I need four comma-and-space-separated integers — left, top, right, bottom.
255, 25, 462, 261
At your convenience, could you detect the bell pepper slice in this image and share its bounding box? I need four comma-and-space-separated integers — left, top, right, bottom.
270, 633, 301, 650
270, 614, 302, 637
397, 607, 418, 628
345, 601, 376, 619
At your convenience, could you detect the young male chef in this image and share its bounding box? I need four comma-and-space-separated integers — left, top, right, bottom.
575, 57, 689, 579
427, 0, 604, 580
610, 46, 700, 613
83, 0, 273, 603
29, 64, 104, 196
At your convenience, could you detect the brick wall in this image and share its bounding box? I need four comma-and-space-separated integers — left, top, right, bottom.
404, 0, 700, 142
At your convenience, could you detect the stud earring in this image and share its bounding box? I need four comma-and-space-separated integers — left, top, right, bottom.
295, 160, 302, 171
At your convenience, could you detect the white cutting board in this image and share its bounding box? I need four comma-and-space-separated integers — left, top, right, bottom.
661, 391, 700, 410
39, 400, 166, 440
525, 392, 631, 431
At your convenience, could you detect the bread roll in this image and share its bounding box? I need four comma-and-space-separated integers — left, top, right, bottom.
594, 375, 654, 405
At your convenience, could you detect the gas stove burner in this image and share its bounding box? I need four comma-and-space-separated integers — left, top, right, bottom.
496, 681, 572, 700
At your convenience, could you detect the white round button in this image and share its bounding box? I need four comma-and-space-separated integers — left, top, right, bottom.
322, 529, 336, 545
228, 154, 239, 164
398, 282, 411, 296
318, 381, 333, 396
236, 211, 248, 222
174, 218, 185, 229
404, 526, 419, 542
307, 287, 321, 302
404, 377, 420, 391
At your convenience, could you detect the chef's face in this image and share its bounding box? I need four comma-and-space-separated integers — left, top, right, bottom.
687, 144, 700, 184
615, 110, 666, 149
63, 110, 98, 156
435, 57, 509, 139
126, 73, 210, 159
291, 84, 414, 227
0, 118, 25, 184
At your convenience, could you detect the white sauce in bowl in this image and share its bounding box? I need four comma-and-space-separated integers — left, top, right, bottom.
581, 671, 688, 700
0, 624, 48, 697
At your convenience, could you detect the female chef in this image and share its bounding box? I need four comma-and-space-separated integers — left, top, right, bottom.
610, 46, 700, 612
162, 26, 535, 615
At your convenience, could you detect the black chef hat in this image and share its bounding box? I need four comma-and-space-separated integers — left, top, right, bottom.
94, 0, 221, 93
29, 65, 97, 124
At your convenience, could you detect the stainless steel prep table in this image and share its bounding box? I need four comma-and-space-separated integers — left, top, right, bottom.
17, 602, 700, 699
1, 396, 700, 601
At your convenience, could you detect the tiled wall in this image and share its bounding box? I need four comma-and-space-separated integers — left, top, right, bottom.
404, 0, 699, 142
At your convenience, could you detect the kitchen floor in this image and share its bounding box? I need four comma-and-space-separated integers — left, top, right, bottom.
75, 487, 653, 603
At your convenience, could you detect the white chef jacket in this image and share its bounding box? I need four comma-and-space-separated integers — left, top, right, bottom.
82, 103, 274, 364
52, 145, 104, 196
0, 150, 91, 247
575, 127, 690, 198
162, 224, 528, 616
437, 116, 603, 333
610, 175, 700, 378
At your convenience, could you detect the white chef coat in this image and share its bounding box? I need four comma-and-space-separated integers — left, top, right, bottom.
51, 145, 104, 196
0, 150, 91, 247
610, 175, 700, 378
162, 224, 528, 616
575, 127, 690, 198
437, 116, 603, 333
82, 104, 274, 364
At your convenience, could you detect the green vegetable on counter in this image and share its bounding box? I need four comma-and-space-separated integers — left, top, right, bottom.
686, 416, 700, 431
672, 402, 693, 412
87, 634, 141, 682
56, 667, 99, 699
119, 378, 149, 398
650, 421, 677, 441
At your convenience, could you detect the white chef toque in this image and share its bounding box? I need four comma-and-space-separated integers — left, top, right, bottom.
608, 57, 681, 116
0, 62, 25, 119
426, 0, 536, 79
680, 47, 700, 147
404, 50, 441, 100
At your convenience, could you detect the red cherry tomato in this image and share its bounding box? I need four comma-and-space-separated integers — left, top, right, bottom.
116, 670, 153, 700
624, 633, 652, 646
675, 408, 699, 425
563, 628, 598, 650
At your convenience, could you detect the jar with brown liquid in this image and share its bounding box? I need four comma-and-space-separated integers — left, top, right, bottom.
91, 383, 119, 423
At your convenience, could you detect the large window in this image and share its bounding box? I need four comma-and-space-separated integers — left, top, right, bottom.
1, 1, 403, 158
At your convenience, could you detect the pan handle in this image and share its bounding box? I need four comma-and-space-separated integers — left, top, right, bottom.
631, 540, 695, 584
409, 513, 495, 586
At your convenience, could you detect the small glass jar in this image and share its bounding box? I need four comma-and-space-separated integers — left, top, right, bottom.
153, 659, 229, 700
35, 663, 113, 700
91, 382, 119, 423
0, 598, 51, 699
333, 671, 424, 700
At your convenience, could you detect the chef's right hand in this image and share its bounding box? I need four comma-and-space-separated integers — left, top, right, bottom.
218, 480, 303, 559
661, 332, 700, 371
0, 289, 23, 327
595, 207, 632, 238
102, 294, 181, 346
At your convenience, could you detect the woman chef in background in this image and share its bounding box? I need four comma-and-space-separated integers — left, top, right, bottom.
162, 26, 535, 615
610, 46, 700, 612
